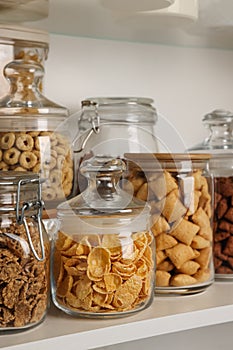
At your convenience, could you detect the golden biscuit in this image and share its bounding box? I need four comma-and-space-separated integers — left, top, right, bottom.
130, 176, 145, 194
195, 247, 211, 268
170, 274, 197, 286
162, 190, 187, 224
165, 243, 196, 269
156, 250, 167, 265
191, 235, 210, 249
192, 207, 212, 240
178, 260, 200, 275
136, 182, 148, 201
151, 215, 170, 237
156, 233, 177, 251
156, 270, 171, 287
193, 268, 211, 282
170, 218, 199, 246
157, 259, 174, 272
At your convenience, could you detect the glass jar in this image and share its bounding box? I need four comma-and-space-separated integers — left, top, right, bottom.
0, 171, 50, 330
73, 97, 159, 194
124, 153, 214, 295
188, 109, 233, 280
51, 156, 155, 318
0, 56, 74, 217
0, 24, 49, 97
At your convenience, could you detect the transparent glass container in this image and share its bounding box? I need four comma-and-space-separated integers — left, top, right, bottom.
0, 171, 50, 330
51, 156, 155, 318
124, 153, 214, 295
188, 109, 233, 280
0, 58, 74, 217
0, 24, 49, 97
74, 97, 159, 194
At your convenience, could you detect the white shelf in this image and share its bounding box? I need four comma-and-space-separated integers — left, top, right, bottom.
24, 0, 233, 50
1, 282, 233, 350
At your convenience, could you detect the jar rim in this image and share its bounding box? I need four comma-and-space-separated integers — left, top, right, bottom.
82, 97, 155, 107
0, 24, 49, 45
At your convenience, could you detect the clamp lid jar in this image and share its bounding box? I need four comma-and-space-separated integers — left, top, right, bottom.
0, 171, 50, 330
74, 97, 159, 194
188, 109, 233, 280
52, 155, 155, 318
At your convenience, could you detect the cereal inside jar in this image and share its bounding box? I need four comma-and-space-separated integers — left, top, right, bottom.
0, 172, 50, 330
0, 57, 74, 215
52, 156, 155, 317
124, 153, 214, 295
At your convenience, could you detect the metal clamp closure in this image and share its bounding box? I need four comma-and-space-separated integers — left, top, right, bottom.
75, 100, 100, 153
16, 178, 45, 262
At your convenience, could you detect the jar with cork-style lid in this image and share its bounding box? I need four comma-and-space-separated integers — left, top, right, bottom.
0, 171, 49, 330
188, 109, 233, 280
124, 153, 214, 295
51, 155, 155, 317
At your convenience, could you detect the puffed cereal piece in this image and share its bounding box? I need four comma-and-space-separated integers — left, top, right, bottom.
19, 151, 37, 169
156, 250, 167, 265
157, 259, 174, 272
165, 243, 196, 269
194, 247, 211, 268
191, 235, 210, 249
170, 218, 199, 246
151, 215, 170, 237
15, 133, 34, 151
193, 268, 211, 283
156, 270, 171, 287
170, 274, 197, 287
156, 233, 177, 251
162, 190, 187, 224
3, 147, 20, 165
0, 132, 15, 149
178, 260, 200, 275
136, 182, 148, 201
192, 207, 212, 241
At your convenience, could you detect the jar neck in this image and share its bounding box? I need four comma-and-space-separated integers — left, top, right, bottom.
205, 123, 233, 148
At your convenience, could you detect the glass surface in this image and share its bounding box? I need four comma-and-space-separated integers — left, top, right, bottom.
52, 156, 155, 317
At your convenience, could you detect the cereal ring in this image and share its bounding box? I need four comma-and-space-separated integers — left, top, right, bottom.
0, 161, 8, 170
27, 131, 40, 137
32, 150, 41, 160
51, 149, 58, 158
3, 147, 20, 165
0, 133, 15, 150
0, 149, 2, 161
35, 137, 41, 150
16, 133, 34, 151
55, 146, 67, 156
44, 156, 56, 170
42, 187, 57, 201
19, 151, 37, 169
50, 169, 62, 187
57, 155, 65, 169
13, 166, 27, 172
32, 163, 41, 173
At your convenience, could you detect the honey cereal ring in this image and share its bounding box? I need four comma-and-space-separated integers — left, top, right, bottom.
32, 150, 41, 160
13, 166, 27, 172
57, 155, 65, 169
16, 133, 34, 151
3, 147, 20, 165
19, 151, 38, 169
0, 161, 8, 170
51, 150, 58, 158
35, 137, 41, 150
43, 187, 57, 201
40, 131, 57, 142
0, 133, 16, 150
50, 169, 62, 187
55, 146, 67, 156
32, 163, 41, 173
27, 131, 40, 137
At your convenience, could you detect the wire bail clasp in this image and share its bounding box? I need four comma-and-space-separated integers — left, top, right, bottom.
16, 178, 45, 262
74, 100, 100, 153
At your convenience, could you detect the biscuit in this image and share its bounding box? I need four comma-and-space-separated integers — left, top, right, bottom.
170, 218, 199, 246
195, 247, 211, 268
156, 270, 171, 287
162, 190, 187, 224
178, 260, 200, 275
151, 215, 170, 237
165, 243, 196, 269
170, 274, 197, 287
157, 259, 174, 272
156, 233, 177, 251
192, 207, 212, 241
193, 268, 211, 283
136, 182, 148, 201
156, 250, 167, 265
191, 235, 210, 249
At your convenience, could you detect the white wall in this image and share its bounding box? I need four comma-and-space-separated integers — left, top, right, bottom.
44, 34, 233, 152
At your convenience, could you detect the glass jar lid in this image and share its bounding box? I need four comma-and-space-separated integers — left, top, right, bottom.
57, 156, 150, 233
203, 109, 233, 124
